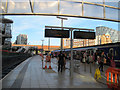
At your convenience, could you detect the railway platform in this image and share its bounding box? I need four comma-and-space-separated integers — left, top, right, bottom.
2, 55, 108, 89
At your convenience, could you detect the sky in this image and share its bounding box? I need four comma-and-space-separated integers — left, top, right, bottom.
5, 16, 118, 46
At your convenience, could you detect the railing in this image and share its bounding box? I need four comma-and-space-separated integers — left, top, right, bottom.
105, 67, 120, 89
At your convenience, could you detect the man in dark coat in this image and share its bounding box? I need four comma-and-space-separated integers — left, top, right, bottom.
58, 51, 65, 73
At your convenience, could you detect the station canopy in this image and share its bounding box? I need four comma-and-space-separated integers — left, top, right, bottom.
0, 0, 120, 22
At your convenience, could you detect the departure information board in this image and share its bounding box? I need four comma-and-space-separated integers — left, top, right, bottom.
74, 31, 95, 39
45, 29, 69, 38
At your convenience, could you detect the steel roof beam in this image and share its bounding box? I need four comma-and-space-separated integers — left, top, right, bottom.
45, 26, 94, 31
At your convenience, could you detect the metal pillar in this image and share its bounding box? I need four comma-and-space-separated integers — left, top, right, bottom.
57, 17, 68, 51
41, 40, 44, 69
90, 63, 92, 73
42, 40, 44, 54
84, 62, 86, 72
61, 19, 63, 51
70, 29, 74, 77
48, 38, 50, 51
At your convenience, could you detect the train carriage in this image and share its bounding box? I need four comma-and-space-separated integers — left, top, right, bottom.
51, 42, 120, 67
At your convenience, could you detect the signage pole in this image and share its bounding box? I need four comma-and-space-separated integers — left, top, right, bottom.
61, 19, 63, 51
42, 40, 44, 54
70, 29, 73, 77
41, 40, 44, 69
48, 38, 50, 51
56, 17, 68, 51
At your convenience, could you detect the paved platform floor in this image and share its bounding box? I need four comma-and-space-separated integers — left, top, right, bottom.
2, 55, 108, 89
72, 59, 109, 84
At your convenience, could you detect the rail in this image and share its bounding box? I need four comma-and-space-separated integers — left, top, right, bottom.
1, 50, 32, 78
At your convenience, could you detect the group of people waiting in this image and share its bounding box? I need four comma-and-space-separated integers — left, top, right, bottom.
49, 50, 116, 73
78, 50, 116, 72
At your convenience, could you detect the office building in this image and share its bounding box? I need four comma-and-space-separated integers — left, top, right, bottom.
0, 17, 13, 49
16, 34, 27, 45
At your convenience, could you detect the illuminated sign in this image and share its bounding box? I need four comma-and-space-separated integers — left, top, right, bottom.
45, 29, 69, 38
74, 31, 95, 39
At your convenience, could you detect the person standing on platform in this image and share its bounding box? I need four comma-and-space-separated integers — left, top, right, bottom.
99, 51, 106, 72
83, 52, 86, 63
94, 52, 98, 63
63, 52, 66, 69
58, 51, 65, 73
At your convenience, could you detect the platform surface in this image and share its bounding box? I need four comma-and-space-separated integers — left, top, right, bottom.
2, 55, 108, 89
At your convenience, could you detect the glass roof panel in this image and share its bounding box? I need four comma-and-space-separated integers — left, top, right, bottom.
7, 0, 31, 13
34, 0, 58, 13
1, 0, 120, 22
60, 1, 82, 15
105, 7, 118, 20
105, 0, 119, 8
1, 2, 6, 13
84, 4, 104, 18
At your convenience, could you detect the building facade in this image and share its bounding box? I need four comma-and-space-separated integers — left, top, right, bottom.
63, 38, 95, 48
63, 26, 119, 48
0, 17, 13, 49
96, 26, 119, 44
16, 34, 27, 45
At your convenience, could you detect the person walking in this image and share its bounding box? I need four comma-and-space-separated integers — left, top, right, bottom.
99, 51, 106, 72
58, 51, 65, 73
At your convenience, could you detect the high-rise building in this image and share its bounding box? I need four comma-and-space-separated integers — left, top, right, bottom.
16, 34, 27, 45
